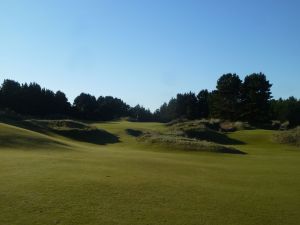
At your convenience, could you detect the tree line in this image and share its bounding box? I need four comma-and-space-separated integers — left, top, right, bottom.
0, 79, 152, 121
0, 74, 299, 126
155, 73, 300, 126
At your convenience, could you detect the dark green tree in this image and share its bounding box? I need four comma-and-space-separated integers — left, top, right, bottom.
55, 91, 71, 115
156, 98, 179, 122
0, 79, 22, 112
241, 73, 272, 123
73, 93, 97, 119
129, 105, 153, 122
214, 73, 242, 120
176, 92, 198, 119
197, 89, 209, 118
286, 97, 300, 126
21, 82, 44, 115
271, 97, 300, 127
96, 96, 130, 120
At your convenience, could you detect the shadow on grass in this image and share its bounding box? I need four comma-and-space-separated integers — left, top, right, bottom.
0, 119, 52, 136
0, 119, 120, 146
215, 147, 246, 154
184, 129, 245, 145
54, 129, 120, 145
139, 133, 247, 155
29, 120, 121, 145
126, 129, 143, 137
0, 134, 69, 149
0, 121, 69, 149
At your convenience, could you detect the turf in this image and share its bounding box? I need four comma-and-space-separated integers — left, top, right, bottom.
0, 121, 299, 225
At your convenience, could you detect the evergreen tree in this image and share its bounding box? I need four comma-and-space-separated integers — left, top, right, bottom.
73, 93, 98, 119
176, 92, 198, 119
197, 89, 209, 118
214, 74, 242, 120
0, 79, 22, 112
241, 73, 272, 123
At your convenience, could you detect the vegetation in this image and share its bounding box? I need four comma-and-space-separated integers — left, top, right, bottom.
136, 119, 245, 154
156, 73, 274, 124
273, 127, 300, 146
0, 79, 138, 121
271, 97, 300, 127
1, 73, 299, 126
26, 119, 120, 145
0, 79, 71, 117
138, 132, 244, 154
212, 73, 242, 120
168, 119, 246, 144
0, 120, 300, 225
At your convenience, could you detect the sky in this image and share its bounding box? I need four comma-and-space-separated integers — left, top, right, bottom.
0, 0, 300, 110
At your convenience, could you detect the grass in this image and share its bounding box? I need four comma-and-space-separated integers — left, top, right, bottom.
273, 127, 300, 146
25, 119, 120, 145
0, 120, 300, 225
135, 119, 245, 154
137, 132, 244, 154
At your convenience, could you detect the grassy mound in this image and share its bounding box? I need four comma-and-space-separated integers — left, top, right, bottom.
125, 128, 144, 137
138, 131, 245, 154
169, 119, 251, 132
168, 120, 244, 145
55, 128, 119, 145
273, 127, 300, 146
26, 120, 120, 145
1, 121, 300, 225
183, 128, 244, 145
26, 119, 90, 130
135, 119, 246, 154
0, 123, 67, 149
168, 119, 221, 131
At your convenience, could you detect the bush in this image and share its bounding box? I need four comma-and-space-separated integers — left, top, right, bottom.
0, 109, 24, 121
273, 127, 300, 146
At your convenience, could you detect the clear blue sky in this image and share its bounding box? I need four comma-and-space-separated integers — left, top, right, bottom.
1, 0, 299, 110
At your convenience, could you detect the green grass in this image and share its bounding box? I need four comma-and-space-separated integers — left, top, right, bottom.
0, 120, 300, 225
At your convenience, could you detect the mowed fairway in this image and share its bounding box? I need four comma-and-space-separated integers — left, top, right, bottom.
0, 121, 300, 225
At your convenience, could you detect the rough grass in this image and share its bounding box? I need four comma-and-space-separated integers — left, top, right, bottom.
138, 132, 245, 154
0, 120, 300, 225
134, 119, 245, 154
27, 119, 90, 130
168, 119, 251, 132
166, 119, 245, 145
273, 127, 300, 146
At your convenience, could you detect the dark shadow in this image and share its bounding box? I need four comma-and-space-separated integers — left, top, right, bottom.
0, 119, 52, 136
0, 120, 69, 149
184, 129, 245, 145
138, 130, 247, 155
0, 119, 120, 146
0, 134, 69, 149
126, 129, 143, 137
250, 122, 280, 130
54, 129, 120, 145
215, 147, 247, 154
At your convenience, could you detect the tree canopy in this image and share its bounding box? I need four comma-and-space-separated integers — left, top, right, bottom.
0, 74, 299, 126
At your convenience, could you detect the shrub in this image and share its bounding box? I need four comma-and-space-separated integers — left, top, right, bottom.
273, 127, 300, 146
